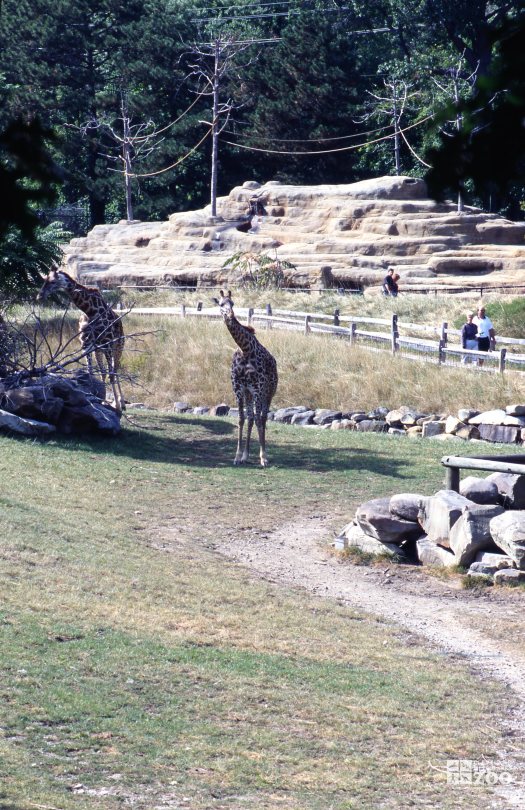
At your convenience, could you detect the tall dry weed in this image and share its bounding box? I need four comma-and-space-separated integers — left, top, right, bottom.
123, 314, 524, 413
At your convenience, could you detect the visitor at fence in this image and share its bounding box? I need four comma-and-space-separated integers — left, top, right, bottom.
382, 268, 399, 296
461, 312, 478, 364
473, 305, 496, 366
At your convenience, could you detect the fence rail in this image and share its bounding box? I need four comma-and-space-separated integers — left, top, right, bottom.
127, 304, 525, 375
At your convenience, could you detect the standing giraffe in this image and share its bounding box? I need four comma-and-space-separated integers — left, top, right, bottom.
213, 290, 278, 467
37, 269, 125, 411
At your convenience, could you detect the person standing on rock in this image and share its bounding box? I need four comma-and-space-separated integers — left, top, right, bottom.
461, 312, 478, 364
473, 305, 496, 366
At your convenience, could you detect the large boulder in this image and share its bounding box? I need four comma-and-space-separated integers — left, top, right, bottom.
485, 473, 525, 509
418, 490, 472, 548
416, 535, 456, 567
0, 408, 56, 437
355, 497, 423, 545
489, 511, 525, 569
448, 504, 504, 567
459, 475, 500, 505
336, 521, 403, 557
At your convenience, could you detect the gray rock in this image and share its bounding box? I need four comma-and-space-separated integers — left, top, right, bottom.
274, 406, 309, 423
467, 561, 496, 577
445, 415, 465, 434
336, 522, 403, 557
56, 401, 121, 435
193, 406, 210, 415
421, 420, 445, 438
313, 408, 342, 425
291, 410, 315, 425
350, 412, 368, 422
173, 401, 191, 413
0, 408, 56, 437
506, 404, 525, 416
416, 536, 456, 567
355, 419, 388, 432
477, 424, 520, 444
489, 511, 525, 568
475, 550, 515, 569
355, 497, 423, 545
386, 406, 412, 427
486, 473, 525, 508
469, 409, 508, 425
390, 493, 426, 522
459, 476, 500, 505
210, 403, 230, 416
418, 490, 472, 548
454, 424, 480, 440
458, 408, 480, 422
367, 406, 389, 419
494, 568, 525, 585
388, 427, 406, 436
448, 503, 504, 566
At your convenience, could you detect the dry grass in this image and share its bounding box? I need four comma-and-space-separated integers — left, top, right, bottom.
123, 313, 525, 414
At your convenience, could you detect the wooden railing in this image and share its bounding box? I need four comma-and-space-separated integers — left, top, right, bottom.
125, 303, 525, 374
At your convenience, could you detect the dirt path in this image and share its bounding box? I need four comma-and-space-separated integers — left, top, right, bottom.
211, 514, 525, 808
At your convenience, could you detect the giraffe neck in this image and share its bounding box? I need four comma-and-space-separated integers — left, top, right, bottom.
224, 314, 257, 354
64, 278, 103, 317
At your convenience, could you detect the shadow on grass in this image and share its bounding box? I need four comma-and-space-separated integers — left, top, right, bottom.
35, 413, 410, 477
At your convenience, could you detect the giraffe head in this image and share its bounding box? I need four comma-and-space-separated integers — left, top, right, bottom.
212, 289, 234, 318
37, 268, 71, 302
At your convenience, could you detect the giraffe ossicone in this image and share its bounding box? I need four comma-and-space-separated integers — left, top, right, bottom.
37, 268, 125, 412
213, 289, 278, 467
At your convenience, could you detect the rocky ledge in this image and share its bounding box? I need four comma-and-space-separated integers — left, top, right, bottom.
63, 175, 525, 293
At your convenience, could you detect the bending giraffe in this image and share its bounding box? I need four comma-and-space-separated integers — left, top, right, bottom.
37, 269, 125, 411
213, 290, 278, 467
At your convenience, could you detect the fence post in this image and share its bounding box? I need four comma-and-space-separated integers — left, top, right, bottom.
499, 347, 507, 373
304, 314, 311, 334
248, 307, 254, 325
438, 338, 446, 364
181, 304, 186, 318
391, 313, 399, 354
333, 308, 340, 326
440, 321, 448, 346
266, 302, 272, 329
349, 321, 357, 346
197, 301, 203, 311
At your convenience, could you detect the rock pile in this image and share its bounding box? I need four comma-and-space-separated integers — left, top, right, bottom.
171, 400, 525, 447
271, 404, 525, 445
337, 476, 525, 585
0, 372, 121, 437
63, 175, 525, 292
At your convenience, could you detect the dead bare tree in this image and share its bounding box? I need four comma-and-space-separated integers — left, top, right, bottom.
358, 77, 418, 176
187, 35, 254, 218
432, 55, 479, 213
75, 89, 165, 222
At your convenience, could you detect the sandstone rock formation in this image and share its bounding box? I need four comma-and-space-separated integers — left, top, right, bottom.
63, 175, 525, 292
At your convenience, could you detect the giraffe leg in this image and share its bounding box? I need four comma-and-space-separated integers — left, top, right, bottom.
255, 404, 270, 467
108, 358, 125, 412
242, 398, 254, 463
234, 399, 245, 465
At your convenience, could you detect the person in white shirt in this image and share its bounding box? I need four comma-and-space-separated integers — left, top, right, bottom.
473, 306, 495, 366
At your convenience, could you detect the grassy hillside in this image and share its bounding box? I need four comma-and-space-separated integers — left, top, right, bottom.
0, 414, 517, 810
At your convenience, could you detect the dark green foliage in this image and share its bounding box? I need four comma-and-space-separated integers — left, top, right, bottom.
0, 223, 67, 303
425, 11, 525, 212
0, 0, 523, 230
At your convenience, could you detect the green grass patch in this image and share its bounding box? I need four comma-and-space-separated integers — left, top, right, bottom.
0, 413, 517, 809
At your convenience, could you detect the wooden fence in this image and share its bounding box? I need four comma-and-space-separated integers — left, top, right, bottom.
126, 303, 525, 375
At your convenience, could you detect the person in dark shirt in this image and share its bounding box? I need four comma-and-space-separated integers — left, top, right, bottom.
461, 312, 478, 364
382, 268, 398, 296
